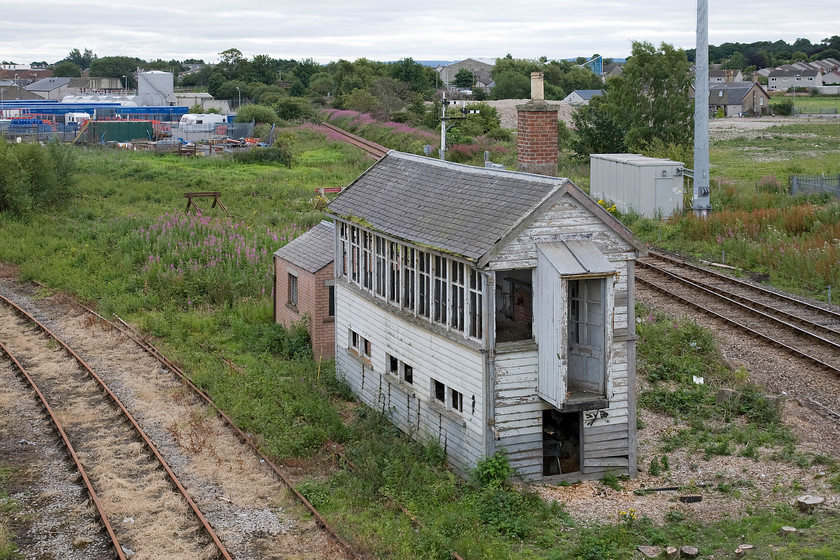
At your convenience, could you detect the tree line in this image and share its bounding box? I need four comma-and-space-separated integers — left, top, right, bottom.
685, 36, 840, 72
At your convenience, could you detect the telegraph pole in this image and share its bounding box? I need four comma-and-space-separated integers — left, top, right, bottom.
693, 0, 712, 216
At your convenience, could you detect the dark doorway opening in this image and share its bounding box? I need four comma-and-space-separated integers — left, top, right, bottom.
542, 409, 580, 476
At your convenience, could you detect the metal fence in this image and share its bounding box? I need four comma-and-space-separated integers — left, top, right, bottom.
791, 174, 840, 197
169, 121, 255, 143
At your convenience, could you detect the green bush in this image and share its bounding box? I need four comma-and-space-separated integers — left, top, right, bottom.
235, 103, 280, 124
0, 139, 76, 214
275, 98, 315, 121
472, 452, 513, 488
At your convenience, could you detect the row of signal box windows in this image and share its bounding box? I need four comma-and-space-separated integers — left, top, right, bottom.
348, 329, 466, 415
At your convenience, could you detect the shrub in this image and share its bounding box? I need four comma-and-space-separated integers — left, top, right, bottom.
234, 104, 280, 124
275, 98, 315, 121
472, 452, 513, 488
0, 139, 76, 214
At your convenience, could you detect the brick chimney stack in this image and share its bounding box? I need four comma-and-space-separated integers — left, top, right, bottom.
516, 72, 559, 176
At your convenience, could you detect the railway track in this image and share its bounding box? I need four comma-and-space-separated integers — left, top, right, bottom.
320, 122, 390, 159
11, 280, 362, 559
0, 292, 230, 560
636, 250, 840, 376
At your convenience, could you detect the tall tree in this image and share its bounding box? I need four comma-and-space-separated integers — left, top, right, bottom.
64, 48, 96, 69
452, 68, 475, 88
605, 41, 693, 150
52, 61, 81, 77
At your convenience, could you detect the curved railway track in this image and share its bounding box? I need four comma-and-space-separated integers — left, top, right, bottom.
320, 122, 390, 159
21, 281, 363, 559
637, 250, 840, 376
0, 292, 231, 560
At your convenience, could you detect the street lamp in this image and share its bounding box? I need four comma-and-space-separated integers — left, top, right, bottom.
793, 74, 800, 116
236, 86, 241, 109
14, 73, 19, 99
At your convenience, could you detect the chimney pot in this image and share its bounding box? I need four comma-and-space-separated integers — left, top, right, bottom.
530, 72, 545, 101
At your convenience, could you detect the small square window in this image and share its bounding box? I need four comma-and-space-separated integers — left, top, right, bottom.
388, 355, 399, 375
404, 364, 413, 385
451, 388, 463, 412
363, 338, 372, 358
433, 379, 445, 403
350, 330, 359, 351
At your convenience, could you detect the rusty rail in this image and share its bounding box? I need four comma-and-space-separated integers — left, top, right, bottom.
635, 270, 840, 376
0, 292, 233, 560
320, 122, 389, 159
0, 339, 127, 560
107, 314, 365, 559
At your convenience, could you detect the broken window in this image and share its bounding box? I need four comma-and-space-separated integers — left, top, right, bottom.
469, 270, 483, 339
403, 364, 413, 385
568, 278, 606, 397
388, 242, 400, 305
362, 231, 373, 290
418, 251, 431, 318
450, 262, 465, 331
402, 246, 415, 312
388, 354, 399, 375
433, 255, 448, 324
350, 226, 360, 284
450, 388, 463, 412
433, 379, 445, 403
495, 269, 533, 342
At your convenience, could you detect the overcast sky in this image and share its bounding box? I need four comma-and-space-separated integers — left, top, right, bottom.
1, 0, 838, 65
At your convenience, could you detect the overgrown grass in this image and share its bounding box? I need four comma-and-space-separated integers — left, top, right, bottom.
623, 122, 840, 300
636, 302, 796, 459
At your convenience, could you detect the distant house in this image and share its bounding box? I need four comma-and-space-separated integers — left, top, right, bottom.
708, 69, 744, 82
273, 221, 336, 359
326, 151, 643, 482
823, 70, 840, 85
601, 63, 623, 81
436, 58, 495, 87
708, 82, 771, 117
562, 89, 603, 106
767, 67, 823, 91
24, 77, 71, 100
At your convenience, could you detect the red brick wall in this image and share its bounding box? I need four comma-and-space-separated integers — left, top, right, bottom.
516, 109, 559, 176
274, 257, 335, 359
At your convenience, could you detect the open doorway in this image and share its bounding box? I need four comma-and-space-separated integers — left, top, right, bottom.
542, 409, 580, 476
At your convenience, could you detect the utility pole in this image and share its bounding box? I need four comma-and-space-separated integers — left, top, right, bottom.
692, 0, 712, 216
438, 92, 467, 161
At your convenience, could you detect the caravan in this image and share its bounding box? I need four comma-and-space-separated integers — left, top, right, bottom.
178, 113, 228, 132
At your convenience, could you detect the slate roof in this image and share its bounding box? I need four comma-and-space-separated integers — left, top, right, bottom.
25, 77, 71, 91
709, 82, 757, 104
768, 68, 820, 78
327, 152, 574, 262
273, 220, 335, 273
572, 89, 604, 100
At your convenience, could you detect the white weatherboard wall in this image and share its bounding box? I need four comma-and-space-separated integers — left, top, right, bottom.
590, 154, 684, 219
334, 285, 487, 475
487, 194, 637, 479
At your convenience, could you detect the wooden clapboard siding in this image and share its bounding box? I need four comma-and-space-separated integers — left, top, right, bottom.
335, 285, 487, 473
495, 349, 543, 479
489, 197, 638, 271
